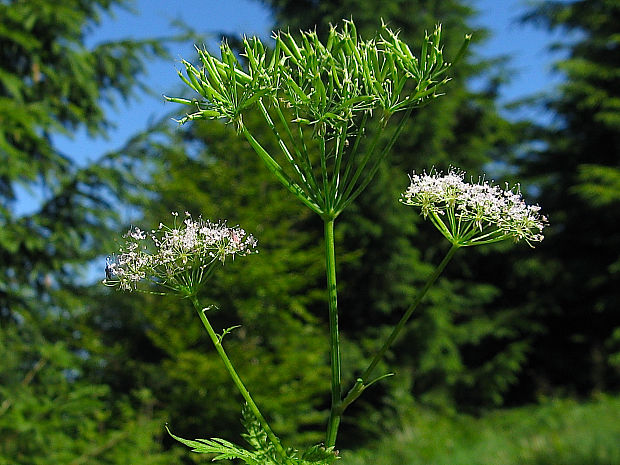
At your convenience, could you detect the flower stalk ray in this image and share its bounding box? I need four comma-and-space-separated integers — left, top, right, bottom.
167, 19, 471, 219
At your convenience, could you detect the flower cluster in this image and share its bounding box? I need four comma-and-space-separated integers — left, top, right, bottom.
104, 212, 258, 294
400, 168, 547, 247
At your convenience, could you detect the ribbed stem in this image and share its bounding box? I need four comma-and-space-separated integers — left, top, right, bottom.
323, 217, 342, 448
190, 296, 291, 465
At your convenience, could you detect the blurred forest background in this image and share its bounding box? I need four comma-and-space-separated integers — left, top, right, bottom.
1, 0, 619, 464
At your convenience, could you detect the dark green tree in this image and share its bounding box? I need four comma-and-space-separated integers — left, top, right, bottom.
510, 0, 620, 397
0, 1, 178, 462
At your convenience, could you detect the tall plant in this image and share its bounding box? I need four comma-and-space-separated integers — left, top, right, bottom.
105, 20, 545, 464
168, 19, 469, 445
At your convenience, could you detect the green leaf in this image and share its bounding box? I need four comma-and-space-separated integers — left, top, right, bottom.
166, 425, 263, 464
299, 444, 340, 464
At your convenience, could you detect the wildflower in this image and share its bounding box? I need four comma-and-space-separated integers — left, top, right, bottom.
103, 212, 258, 295
400, 167, 547, 247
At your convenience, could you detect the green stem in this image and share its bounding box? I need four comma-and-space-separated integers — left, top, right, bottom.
241, 126, 323, 216
257, 101, 320, 206
189, 296, 291, 465
323, 217, 342, 448
336, 113, 387, 210
319, 136, 330, 210
330, 123, 349, 203
338, 107, 413, 213
340, 243, 460, 413
273, 103, 321, 197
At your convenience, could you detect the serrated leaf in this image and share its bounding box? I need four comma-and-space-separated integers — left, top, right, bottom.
240, 404, 279, 463
300, 444, 339, 464
166, 425, 263, 464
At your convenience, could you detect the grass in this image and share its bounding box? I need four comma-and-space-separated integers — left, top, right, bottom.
340, 395, 620, 465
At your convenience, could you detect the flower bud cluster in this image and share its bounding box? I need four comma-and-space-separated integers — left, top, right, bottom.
105, 212, 258, 293
401, 168, 547, 247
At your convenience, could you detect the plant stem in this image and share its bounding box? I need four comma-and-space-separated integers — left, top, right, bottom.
338, 107, 413, 213
323, 217, 342, 448
241, 126, 323, 216
190, 296, 291, 464
340, 243, 460, 412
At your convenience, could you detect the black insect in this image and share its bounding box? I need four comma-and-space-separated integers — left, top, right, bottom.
105, 256, 114, 280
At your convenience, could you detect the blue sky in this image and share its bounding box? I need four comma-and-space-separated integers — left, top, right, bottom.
22, 0, 571, 214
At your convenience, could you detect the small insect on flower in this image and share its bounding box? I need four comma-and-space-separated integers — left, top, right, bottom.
105, 255, 115, 281
103, 212, 258, 295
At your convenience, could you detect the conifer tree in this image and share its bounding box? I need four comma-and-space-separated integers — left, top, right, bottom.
512, 0, 620, 396
0, 1, 176, 462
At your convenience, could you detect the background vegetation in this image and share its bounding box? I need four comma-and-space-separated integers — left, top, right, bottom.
0, 0, 618, 463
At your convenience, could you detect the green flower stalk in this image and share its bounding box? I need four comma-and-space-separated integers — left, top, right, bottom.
337, 168, 548, 413
104, 213, 303, 464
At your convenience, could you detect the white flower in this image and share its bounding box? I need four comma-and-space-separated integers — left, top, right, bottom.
400, 167, 547, 247
104, 213, 258, 294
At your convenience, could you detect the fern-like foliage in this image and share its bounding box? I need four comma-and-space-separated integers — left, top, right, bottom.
240, 405, 280, 463
167, 405, 339, 465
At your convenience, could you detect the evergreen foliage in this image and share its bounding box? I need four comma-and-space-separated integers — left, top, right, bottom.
341, 394, 620, 465
0, 1, 176, 462
511, 0, 620, 396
